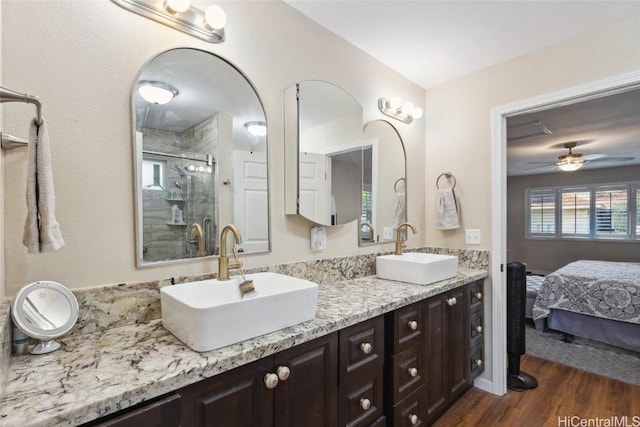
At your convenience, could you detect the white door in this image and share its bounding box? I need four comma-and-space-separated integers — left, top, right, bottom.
298, 152, 328, 224
233, 151, 269, 253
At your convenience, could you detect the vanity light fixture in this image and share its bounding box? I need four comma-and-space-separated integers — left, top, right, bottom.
244, 121, 267, 137
378, 97, 423, 124
111, 0, 226, 43
137, 80, 179, 105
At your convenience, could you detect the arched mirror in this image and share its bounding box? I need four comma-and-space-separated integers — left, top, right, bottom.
11, 281, 79, 354
133, 48, 270, 266
359, 120, 407, 245
285, 80, 364, 225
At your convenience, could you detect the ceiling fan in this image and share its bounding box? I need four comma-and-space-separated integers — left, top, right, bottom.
524, 141, 635, 173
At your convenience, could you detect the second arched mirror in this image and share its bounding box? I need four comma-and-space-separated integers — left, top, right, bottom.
133, 48, 270, 266
285, 80, 364, 226
359, 120, 407, 245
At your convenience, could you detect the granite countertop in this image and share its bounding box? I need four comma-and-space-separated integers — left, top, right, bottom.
0, 269, 487, 427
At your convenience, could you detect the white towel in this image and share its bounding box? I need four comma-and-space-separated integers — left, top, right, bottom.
23, 118, 65, 253
435, 188, 460, 230
391, 192, 406, 228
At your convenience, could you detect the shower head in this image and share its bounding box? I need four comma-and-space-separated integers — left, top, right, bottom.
172, 164, 188, 177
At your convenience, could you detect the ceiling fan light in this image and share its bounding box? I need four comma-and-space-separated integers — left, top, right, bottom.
557, 157, 584, 172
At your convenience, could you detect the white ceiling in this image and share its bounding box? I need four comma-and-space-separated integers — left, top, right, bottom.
286, 1, 640, 90
286, 1, 640, 175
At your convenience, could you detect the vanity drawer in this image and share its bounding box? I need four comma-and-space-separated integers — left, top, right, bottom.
469, 310, 484, 349
387, 302, 423, 354
391, 384, 428, 427
339, 367, 384, 427
339, 315, 384, 383
468, 280, 484, 313
470, 344, 485, 381
388, 344, 425, 404
93, 393, 181, 427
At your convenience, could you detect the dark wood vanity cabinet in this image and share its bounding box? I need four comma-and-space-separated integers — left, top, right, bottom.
180, 333, 338, 427
385, 280, 485, 426
85, 280, 484, 427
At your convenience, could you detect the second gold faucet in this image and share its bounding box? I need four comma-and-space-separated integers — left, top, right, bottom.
395, 222, 417, 255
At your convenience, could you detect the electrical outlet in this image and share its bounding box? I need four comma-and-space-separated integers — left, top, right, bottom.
465, 229, 481, 245
310, 226, 327, 251
382, 227, 394, 240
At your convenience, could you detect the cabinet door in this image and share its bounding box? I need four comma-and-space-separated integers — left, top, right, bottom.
446, 287, 468, 399
274, 333, 338, 427
180, 357, 274, 427
94, 394, 181, 427
424, 295, 447, 419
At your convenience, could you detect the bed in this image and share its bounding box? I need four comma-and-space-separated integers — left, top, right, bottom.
532, 260, 640, 352
525, 274, 545, 329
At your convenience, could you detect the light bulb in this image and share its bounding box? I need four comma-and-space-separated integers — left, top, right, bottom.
389, 97, 402, 110
412, 107, 423, 119
165, 0, 190, 13
205, 5, 227, 30
401, 102, 414, 114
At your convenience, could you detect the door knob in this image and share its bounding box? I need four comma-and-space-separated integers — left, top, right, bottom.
359, 398, 371, 410
264, 373, 279, 389
360, 342, 373, 354
276, 366, 290, 381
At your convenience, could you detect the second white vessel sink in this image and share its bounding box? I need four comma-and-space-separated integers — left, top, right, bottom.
161, 272, 319, 352
376, 252, 458, 285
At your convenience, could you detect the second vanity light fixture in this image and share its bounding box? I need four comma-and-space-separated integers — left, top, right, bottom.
378, 97, 423, 124
111, 0, 227, 43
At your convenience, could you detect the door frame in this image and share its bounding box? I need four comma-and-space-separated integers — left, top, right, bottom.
489, 69, 640, 396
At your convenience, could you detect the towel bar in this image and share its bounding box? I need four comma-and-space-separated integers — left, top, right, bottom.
436, 172, 456, 190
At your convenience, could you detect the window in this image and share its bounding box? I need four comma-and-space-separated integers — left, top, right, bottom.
525, 181, 639, 241
527, 190, 555, 235
561, 190, 590, 236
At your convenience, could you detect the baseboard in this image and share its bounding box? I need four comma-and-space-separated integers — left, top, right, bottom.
473, 376, 495, 394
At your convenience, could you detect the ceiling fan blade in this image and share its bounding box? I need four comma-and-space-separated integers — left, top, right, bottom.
588, 155, 635, 163
582, 154, 607, 161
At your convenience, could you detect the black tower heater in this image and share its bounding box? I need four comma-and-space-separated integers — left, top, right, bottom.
506, 262, 538, 391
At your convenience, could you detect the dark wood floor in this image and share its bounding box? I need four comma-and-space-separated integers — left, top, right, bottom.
433, 354, 640, 427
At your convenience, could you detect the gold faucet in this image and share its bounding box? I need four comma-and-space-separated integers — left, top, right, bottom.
395, 222, 417, 255
360, 222, 375, 242
218, 224, 243, 280
188, 223, 205, 257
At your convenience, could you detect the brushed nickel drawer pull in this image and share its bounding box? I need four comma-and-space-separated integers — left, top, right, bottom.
360, 342, 373, 354
359, 398, 371, 410
409, 414, 419, 425
276, 366, 290, 381
408, 320, 418, 330
475, 291, 483, 300
264, 373, 278, 389
408, 367, 418, 377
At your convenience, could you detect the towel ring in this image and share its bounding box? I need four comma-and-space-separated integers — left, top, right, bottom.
394, 177, 406, 193
436, 172, 456, 190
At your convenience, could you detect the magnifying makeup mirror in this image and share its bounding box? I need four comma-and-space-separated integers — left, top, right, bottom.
11, 281, 79, 355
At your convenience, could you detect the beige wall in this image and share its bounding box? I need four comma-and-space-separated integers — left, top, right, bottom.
424, 15, 640, 251
1, 1, 426, 296
507, 165, 640, 274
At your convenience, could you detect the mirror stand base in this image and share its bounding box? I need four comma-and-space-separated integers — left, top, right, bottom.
31, 339, 61, 355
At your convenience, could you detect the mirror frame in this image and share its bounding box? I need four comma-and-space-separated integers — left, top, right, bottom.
11, 281, 79, 340
358, 119, 407, 246
132, 47, 271, 266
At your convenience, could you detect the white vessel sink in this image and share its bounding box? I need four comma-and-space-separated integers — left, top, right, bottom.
376, 253, 459, 285
161, 272, 319, 352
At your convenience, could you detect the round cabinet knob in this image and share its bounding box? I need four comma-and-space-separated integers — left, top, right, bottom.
447, 298, 455, 306
264, 373, 279, 389
476, 325, 483, 333
408, 320, 418, 331
408, 367, 418, 377
360, 342, 373, 354
452, 297, 457, 305
476, 292, 483, 300
276, 366, 290, 381
475, 359, 483, 367
409, 414, 420, 425
359, 398, 371, 410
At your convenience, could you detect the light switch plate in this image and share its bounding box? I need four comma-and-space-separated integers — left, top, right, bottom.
465, 229, 481, 245
310, 226, 327, 251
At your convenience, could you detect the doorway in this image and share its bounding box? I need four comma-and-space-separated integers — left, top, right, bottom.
490, 70, 640, 396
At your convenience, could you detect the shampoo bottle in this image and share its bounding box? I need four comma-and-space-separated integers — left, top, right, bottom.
171, 205, 180, 224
